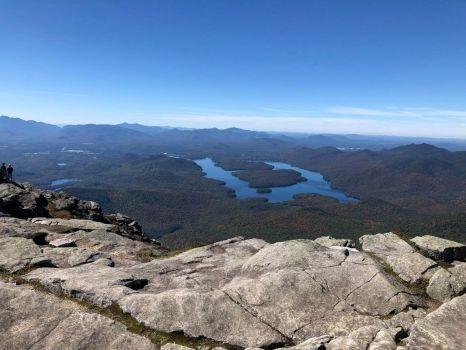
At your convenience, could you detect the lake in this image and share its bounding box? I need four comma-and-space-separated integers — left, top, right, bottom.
50, 178, 81, 189
194, 158, 358, 203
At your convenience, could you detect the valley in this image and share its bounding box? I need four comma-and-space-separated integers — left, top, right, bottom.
2, 116, 466, 249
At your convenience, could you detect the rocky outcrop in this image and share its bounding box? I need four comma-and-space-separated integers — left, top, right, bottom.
360, 232, 438, 284
0, 182, 153, 242
2, 183, 466, 350
410, 235, 466, 262
0, 182, 103, 220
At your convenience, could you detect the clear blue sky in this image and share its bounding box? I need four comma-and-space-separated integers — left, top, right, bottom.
1, 0, 466, 137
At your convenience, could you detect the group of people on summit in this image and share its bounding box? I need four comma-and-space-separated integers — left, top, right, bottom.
0, 163, 14, 183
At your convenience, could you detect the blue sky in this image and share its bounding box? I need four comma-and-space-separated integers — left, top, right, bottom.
1, 0, 466, 137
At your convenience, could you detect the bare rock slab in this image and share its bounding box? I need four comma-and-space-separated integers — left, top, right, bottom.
26, 261, 147, 307
42, 247, 113, 268
410, 235, 466, 262
31, 217, 116, 232
120, 239, 417, 348
0, 281, 155, 350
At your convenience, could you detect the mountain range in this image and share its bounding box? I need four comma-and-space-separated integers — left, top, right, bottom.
2, 115, 466, 151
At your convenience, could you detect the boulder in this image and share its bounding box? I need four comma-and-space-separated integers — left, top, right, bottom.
327, 326, 396, 350
314, 236, 355, 248
0, 281, 155, 350
410, 235, 466, 262
406, 294, 466, 349
360, 232, 414, 256
387, 308, 427, 335
448, 261, 466, 282
426, 268, 466, 301
360, 233, 438, 284
0, 237, 43, 272
49, 238, 77, 248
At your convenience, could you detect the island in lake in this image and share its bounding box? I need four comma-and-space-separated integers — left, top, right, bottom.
232, 168, 307, 189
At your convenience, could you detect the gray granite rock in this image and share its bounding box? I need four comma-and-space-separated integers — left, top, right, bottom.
31, 217, 116, 232
26, 260, 147, 307
426, 268, 466, 301
23, 236, 419, 348
0, 281, 155, 350
42, 247, 113, 268
314, 236, 355, 248
360, 232, 414, 256
0, 237, 42, 272
406, 294, 466, 349
5, 182, 466, 350
161, 344, 195, 350
49, 237, 77, 247
360, 232, 438, 284
120, 239, 416, 347
410, 235, 466, 262
277, 335, 333, 350
0, 182, 48, 218
0, 217, 52, 241
57, 229, 167, 265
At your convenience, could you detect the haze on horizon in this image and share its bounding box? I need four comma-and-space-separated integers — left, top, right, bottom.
1, 0, 466, 138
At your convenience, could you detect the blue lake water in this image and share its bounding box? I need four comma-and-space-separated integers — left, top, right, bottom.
194, 158, 358, 203
50, 178, 81, 188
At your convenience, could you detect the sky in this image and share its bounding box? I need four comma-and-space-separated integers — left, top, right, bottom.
1, 0, 466, 138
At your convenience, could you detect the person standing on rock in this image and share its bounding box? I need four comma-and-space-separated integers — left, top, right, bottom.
7, 164, 13, 182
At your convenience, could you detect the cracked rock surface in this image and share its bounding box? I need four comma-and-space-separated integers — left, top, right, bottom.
0, 281, 155, 350
2, 183, 466, 350
26, 237, 419, 348
360, 232, 439, 284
